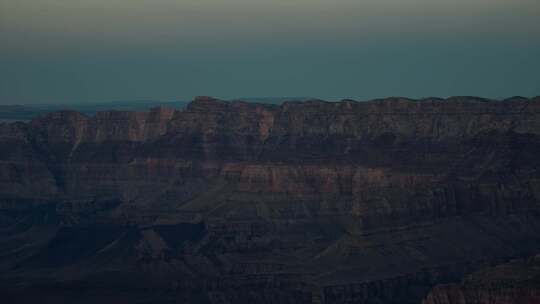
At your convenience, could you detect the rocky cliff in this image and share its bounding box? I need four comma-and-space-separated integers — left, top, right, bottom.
422, 255, 540, 304
1, 96, 540, 304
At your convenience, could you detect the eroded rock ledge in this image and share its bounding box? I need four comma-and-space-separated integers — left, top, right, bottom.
423, 255, 540, 304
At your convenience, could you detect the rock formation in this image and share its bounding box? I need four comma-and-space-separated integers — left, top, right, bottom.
423, 255, 540, 304
1, 96, 540, 303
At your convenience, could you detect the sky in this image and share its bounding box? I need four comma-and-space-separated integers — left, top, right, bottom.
1, 0, 539, 104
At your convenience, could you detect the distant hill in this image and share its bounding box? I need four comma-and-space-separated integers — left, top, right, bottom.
0, 100, 188, 122
0, 98, 316, 122
233, 97, 313, 104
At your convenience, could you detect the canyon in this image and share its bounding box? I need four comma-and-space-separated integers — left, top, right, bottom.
1, 96, 540, 303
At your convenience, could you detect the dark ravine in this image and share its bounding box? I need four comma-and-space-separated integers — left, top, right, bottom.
1, 96, 540, 303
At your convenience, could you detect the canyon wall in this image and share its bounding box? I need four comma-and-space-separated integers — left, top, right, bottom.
423, 255, 540, 304
1, 96, 540, 304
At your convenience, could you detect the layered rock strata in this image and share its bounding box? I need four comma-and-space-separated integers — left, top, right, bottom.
1, 96, 540, 304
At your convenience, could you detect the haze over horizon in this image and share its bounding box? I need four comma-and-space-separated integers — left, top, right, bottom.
1, 0, 539, 104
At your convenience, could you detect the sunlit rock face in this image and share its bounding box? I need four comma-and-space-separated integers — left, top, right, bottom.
1, 96, 540, 304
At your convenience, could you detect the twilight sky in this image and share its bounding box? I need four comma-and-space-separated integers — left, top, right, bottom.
1, 0, 539, 104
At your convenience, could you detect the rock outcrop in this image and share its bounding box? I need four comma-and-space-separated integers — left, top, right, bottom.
422, 255, 540, 304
